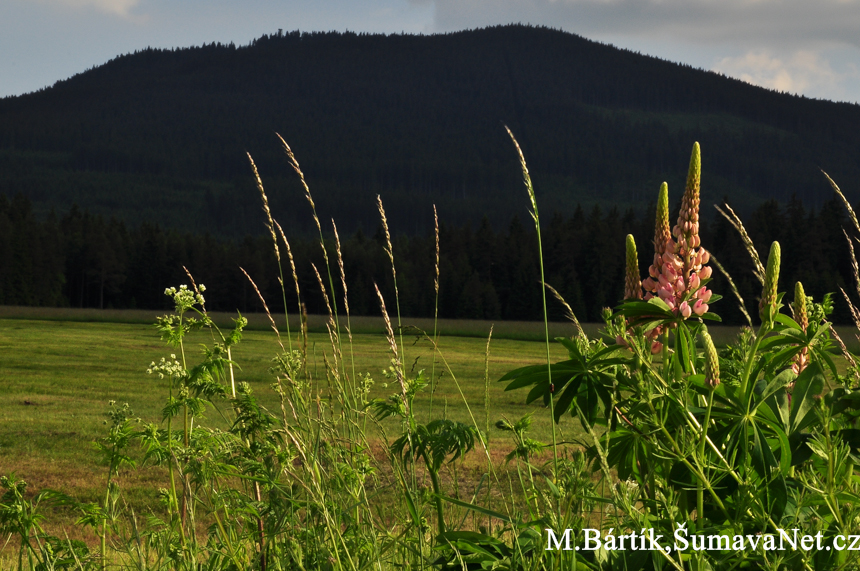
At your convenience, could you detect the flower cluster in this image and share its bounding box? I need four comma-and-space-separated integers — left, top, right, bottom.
642, 143, 713, 320
164, 284, 206, 312
146, 355, 185, 380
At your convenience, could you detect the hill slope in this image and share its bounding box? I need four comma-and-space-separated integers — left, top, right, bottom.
1, 25, 859, 235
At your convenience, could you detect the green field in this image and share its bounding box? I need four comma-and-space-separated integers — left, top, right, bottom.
0, 312, 584, 507
3, 310, 853, 483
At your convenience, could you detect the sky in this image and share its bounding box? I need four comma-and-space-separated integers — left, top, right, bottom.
1, 0, 859, 103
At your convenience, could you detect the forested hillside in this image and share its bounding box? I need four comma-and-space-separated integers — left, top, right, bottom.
1, 24, 859, 237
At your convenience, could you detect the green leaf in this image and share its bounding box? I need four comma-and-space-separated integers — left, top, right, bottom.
437, 495, 515, 524
554, 376, 584, 423
757, 415, 792, 475
789, 363, 824, 435
767, 475, 788, 521
758, 368, 796, 405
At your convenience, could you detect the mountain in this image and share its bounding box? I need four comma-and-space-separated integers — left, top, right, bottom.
1, 24, 859, 237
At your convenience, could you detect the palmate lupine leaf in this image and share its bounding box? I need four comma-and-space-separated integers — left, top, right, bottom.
500, 339, 624, 422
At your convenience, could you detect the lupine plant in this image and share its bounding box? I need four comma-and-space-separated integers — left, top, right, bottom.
502, 143, 860, 570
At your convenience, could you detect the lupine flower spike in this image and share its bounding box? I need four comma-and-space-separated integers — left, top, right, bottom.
792, 281, 809, 375
642, 143, 712, 321
701, 330, 720, 389
643, 182, 672, 299
760, 242, 781, 324
617, 235, 643, 348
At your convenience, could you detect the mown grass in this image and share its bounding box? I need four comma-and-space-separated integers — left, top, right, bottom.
0, 316, 572, 509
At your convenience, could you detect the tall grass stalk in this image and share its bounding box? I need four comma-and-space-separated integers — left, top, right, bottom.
429, 205, 440, 422
277, 133, 347, 381
376, 195, 406, 364
504, 125, 559, 487
247, 152, 293, 353
333, 220, 358, 409
275, 219, 304, 354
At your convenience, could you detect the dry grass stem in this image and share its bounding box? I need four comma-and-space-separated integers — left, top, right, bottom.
709, 254, 753, 328
333, 220, 352, 343
825, 170, 860, 234
434, 205, 440, 296
714, 203, 765, 285
311, 263, 335, 331
840, 287, 860, 333
276, 133, 322, 236
247, 152, 280, 262
301, 302, 309, 362
324, 323, 342, 382
239, 266, 284, 352
503, 125, 537, 220
274, 220, 302, 307
544, 282, 586, 340
483, 324, 493, 446
842, 229, 860, 301
829, 323, 859, 376
374, 283, 407, 414
376, 195, 396, 280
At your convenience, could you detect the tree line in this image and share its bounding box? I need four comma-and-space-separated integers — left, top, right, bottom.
1, 192, 854, 326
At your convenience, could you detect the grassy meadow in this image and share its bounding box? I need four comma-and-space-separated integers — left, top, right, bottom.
3, 309, 854, 499
0, 310, 749, 523
1, 311, 578, 525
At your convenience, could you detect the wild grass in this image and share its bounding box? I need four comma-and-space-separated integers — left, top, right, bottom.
4, 136, 860, 571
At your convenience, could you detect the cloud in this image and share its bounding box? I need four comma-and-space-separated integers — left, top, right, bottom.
712, 50, 859, 100
414, 0, 860, 49
28, 0, 141, 18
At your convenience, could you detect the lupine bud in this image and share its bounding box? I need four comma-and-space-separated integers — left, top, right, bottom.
791, 281, 809, 375
793, 281, 808, 332
701, 330, 720, 388
689, 273, 701, 291
655, 182, 671, 256
760, 241, 781, 322
675, 143, 701, 252
625, 234, 642, 300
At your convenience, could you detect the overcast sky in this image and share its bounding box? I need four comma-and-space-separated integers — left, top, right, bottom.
2, 0, 859, 103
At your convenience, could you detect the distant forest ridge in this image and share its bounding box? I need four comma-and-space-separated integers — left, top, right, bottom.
0, 24, 859, 237
1, 191, 856, 327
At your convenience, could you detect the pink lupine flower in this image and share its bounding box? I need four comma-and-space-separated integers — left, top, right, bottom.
651, 341, 663, 354
641, 143, 713, 322
689, 274, 700, 291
